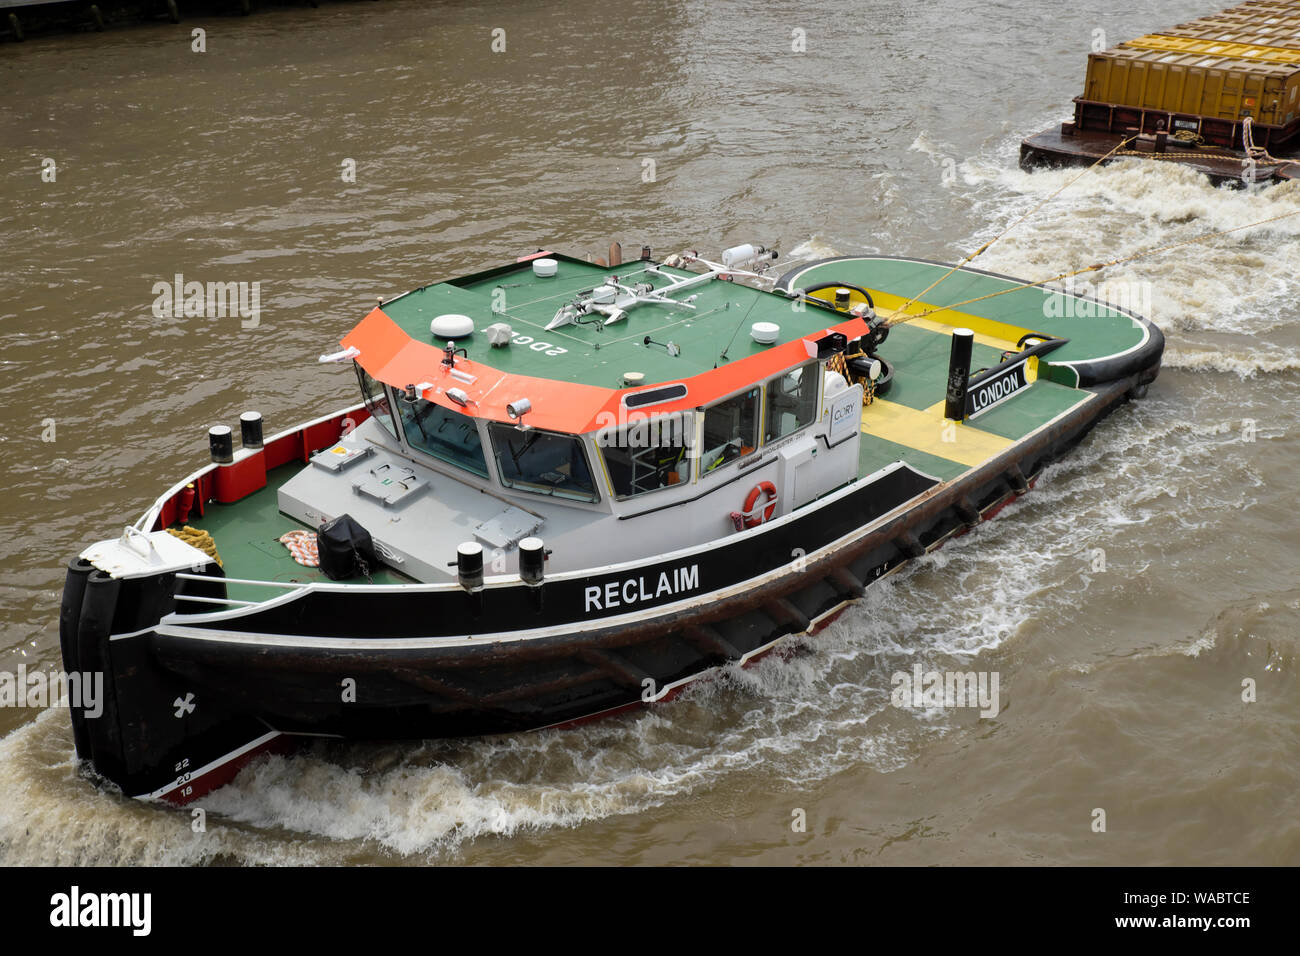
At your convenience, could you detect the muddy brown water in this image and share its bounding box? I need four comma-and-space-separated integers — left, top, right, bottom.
1, 0, 1297, 865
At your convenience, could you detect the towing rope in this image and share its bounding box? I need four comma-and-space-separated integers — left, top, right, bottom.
893, 206, 1300, 325
1116, 119, 1300, 172
166, 525, 223, 567
889, 135, 1137, 324
1243, 117, 1300, 171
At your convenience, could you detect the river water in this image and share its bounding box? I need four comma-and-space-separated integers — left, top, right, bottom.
1, 0, 1297, 865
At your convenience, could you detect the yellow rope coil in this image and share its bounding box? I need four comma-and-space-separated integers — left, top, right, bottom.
1117, 148, 1277, 163
166, 525, 223, 567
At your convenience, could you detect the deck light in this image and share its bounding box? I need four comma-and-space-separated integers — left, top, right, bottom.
506, 398, 532, 420
317, 346, 360, 364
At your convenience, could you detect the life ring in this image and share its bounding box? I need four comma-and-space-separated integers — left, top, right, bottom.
743, 481, 778, 528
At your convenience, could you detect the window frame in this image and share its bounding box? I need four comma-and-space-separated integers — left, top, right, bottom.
699, 386, 762, 476
762, 360, 822, 445
353, 362, 401, 441
597, 413, 695, 501
487, 423, 601, 503
394, 394, 491, 479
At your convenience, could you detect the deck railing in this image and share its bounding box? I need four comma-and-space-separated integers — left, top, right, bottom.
172, 572, 312, 609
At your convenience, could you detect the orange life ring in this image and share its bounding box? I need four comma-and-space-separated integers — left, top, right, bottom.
743, 481, 778, 528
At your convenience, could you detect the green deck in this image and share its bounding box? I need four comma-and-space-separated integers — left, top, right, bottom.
785, 257, 1147, 368
872, 322, 1004, 411
194, 464, 416, 602
382, 255, 842, 390
857, 433, 970, 482
379, 254, 1146, 390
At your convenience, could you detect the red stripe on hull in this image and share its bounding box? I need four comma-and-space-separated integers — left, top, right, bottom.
157, 735, 295, 807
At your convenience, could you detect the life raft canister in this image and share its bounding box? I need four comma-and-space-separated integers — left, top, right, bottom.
737, 481, 778, 530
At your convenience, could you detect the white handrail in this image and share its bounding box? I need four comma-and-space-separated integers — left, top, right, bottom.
173, 594, 259, 607
173, 573, 311, 589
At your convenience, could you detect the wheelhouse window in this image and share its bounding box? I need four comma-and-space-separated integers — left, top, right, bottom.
764, 362, 820, 442
488, 424, 598, 502
354, 363, 399, 440
600, 412, 693, 499
701, 387, 759, 473
396, 396, 489, 478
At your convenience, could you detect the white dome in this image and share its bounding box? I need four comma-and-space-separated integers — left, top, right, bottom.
431, 313, 474, 339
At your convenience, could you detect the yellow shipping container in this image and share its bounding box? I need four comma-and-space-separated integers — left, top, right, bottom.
1123, 34, 1300, 65
1161, 26, 1300, 47
1224, 1, 1300, 12
1083, 47, 1300, 126
1221, 1, 1300, 14
1196, 12, 1300, 33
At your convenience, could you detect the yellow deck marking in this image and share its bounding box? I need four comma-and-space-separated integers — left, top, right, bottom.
862, 398, 1015, 468
898, 315, 1013, 351
807, 286, 1035, 348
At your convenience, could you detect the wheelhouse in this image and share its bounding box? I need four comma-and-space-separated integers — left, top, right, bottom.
338, 252, 876, 521
350, 346, 850, 515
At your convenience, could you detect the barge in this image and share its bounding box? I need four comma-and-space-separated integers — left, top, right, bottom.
58, 245, 1163, 804
1021, 0, 1300, 184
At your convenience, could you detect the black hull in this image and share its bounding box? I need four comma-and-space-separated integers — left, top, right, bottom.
61, 356, 1160, 803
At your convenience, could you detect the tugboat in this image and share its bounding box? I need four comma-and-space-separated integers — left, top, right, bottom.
59, 244, 1163, 804
1021, 0, 1300, 184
